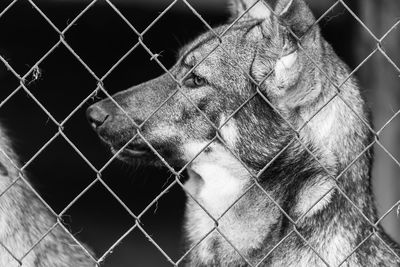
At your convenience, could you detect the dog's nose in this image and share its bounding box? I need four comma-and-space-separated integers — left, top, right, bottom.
86, 105, 109, 129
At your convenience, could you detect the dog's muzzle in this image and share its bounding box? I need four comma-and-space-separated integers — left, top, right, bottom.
86, 105, 110, 130
86, 103, 150, 160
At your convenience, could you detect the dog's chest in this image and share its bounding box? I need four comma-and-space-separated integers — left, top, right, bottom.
184, 163, 247, 218
183, 164, 271, 265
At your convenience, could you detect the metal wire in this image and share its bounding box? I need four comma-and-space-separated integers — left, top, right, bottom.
0, 0, 399, 266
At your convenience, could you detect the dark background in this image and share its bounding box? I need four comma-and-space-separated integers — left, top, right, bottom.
0, 0, 399, 266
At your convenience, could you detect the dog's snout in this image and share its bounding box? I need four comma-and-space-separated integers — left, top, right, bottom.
86, 105, 110, 130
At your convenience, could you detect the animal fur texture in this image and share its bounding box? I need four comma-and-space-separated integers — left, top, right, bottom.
85, 0, 400, 266
0, 126, 94, 266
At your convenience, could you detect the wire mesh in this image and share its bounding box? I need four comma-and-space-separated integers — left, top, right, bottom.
0, 0, 399, 266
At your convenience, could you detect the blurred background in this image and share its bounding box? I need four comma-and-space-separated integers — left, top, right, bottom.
0, 0, 399, 266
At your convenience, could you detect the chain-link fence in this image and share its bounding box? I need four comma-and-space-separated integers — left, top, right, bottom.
0, 0, 399, 266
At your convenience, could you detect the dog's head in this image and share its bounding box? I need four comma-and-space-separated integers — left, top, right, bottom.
87, 0, 323, 170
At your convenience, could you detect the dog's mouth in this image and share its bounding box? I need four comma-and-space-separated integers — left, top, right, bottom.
109, 141, 152, 160
122, 143, 150, 156
104, 137, 182, 167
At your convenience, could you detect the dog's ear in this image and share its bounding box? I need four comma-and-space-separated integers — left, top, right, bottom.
229, 0, 315, 38
229, 0, 276, 21
231, 0, 321, 109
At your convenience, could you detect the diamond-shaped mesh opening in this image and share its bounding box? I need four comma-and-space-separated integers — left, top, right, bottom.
23, 135, 95, 212
64, 0, 138, 77
24, 45, 97, 121
102, 44, 166, 94
0, 0, 58, 74
0, 88, 58, 162
61, 181, 135, 257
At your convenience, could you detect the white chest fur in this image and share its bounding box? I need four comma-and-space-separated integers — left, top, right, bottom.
182, 142, 249, 217
182, 142, 274, 264
185, 163, 247, 218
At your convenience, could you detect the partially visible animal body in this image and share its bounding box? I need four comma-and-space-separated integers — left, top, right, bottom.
87, 0, 400, 266
0, 128, 94, 266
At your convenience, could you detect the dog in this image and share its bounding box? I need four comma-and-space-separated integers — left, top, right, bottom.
87, 0, 400, 266
0, 126, 95, 266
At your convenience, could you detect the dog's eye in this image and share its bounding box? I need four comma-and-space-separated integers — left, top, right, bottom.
184, 74, 207, 88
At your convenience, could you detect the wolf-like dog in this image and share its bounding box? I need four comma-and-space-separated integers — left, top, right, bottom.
0, 126, 95, 266
0, 127, 96, 267
87, 0, 400, 266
